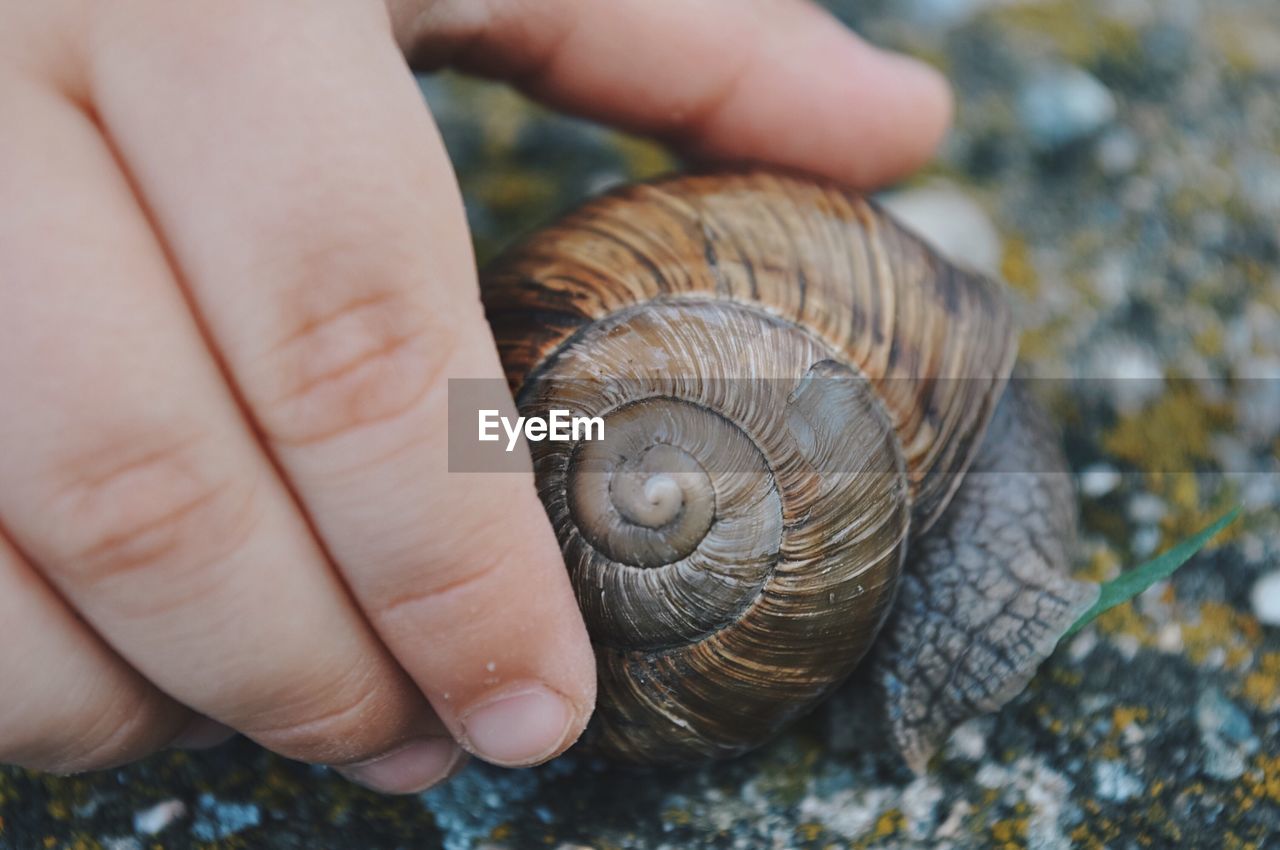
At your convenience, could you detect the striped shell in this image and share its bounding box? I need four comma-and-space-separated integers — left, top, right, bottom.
481, 171, 1017, 763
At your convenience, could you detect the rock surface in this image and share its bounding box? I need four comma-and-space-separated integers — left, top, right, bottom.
3, 0, 1278, 848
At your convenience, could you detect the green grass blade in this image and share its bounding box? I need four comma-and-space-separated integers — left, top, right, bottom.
1063, 506, 1242, 639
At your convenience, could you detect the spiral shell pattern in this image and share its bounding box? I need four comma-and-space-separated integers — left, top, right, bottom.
482, 171, 1017, 762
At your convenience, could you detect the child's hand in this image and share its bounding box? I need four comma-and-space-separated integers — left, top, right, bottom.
0, 0, 949, 793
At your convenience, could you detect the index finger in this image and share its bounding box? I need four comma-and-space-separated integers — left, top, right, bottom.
86, 1, 596, 769
391, 0, 952, 188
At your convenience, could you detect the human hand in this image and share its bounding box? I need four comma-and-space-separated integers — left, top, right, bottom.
0, 0, 950, 793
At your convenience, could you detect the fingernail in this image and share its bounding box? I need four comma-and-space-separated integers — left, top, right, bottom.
337, 738, 462, 795
170, 717, 236, 750
459, 684, 575, 767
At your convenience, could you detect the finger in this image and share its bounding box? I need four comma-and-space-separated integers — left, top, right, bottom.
391, 0, 952, 188
88, 3, 596, 767
0, 529, 192, 773
0, 71, 459, 791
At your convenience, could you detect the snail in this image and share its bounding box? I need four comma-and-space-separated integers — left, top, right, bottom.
480, 170, 1100, 771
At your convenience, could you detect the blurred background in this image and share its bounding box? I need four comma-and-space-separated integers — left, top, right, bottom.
3, 0, 1278, 847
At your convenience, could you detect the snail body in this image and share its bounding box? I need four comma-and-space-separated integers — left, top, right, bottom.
481, 171, 1098, 769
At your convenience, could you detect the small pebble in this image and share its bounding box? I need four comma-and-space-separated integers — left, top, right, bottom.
1202, 646, 1229, 670
1095, 127, 1142, 175
1110, 354, 1164, 410
1121, 176, 1159, 212
1018, 65, 1117, 150
1235, 152, 1280, 215
1128, 493, 1168, 525
904, 0, 993, 27
132, 800, 186, 837
102, 840, 143, 850
797, 787, 892, 840
1197, 690, 1255, 746
945, 718, 990, 761
1196, 689, 1259, 780
1092, 253, 1133, 307
1236, 356, 1280, 445
878, 184, 1003, 277
190, 795, 261, 843
1068, 629, 1098, 662
1111, 632, 1142, 660
900, 777, 944, 840
1242, 475, 1280, 511
1155, 623, 1184, 653
1093, 761, 1143, 802
1081, 340, 1164, 412
1241, 534, 1266, 565
934, 800, 972, 839
1250, 571, 1280, 626
1131, 526, 1162, 558
1213, 436, 1256, 475
1079, 463, 1121, 498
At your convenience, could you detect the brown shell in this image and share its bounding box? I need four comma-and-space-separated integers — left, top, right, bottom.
480, 170, 1017, 762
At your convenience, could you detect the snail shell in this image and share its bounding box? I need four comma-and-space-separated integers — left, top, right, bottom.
481, 171, 1017, 763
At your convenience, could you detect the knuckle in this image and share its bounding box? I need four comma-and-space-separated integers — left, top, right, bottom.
371, 553, 505, 631
239, 663, 423, 765
40, 431, 258, 590
248, 262, 452, 448
0, 688, 177, 774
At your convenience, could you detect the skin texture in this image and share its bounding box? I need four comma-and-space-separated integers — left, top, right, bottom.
0, 0, 951, 793
872, 381, 1100, 773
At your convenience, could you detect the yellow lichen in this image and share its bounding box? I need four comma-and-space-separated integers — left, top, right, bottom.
1242, 754, 1280, 805
1093, 596, 1148, 640
873, 808, 903, 839
1078, 547, 1122, 583
988, 1, 1140, 66
796, 822, 824, 842
1048, 667, 1084, 688
1017, 319, 1070, 361
1102, 384, 1234, 474
991, 817, 1028, 847
470, 169, 559, 215
1207, 14, 1277, 74
1147, 472, 1243, 549
66, 836, 103, 850
1242, 652, 1280, 710
1181, 601, 1259, 669
464, 78, 537, 156
1000, 236, 1039, 296
1111, 705, 1149, 732
610, 133, 677, 179
1192, 324, 1224, 357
